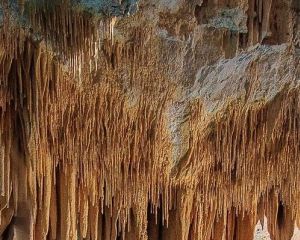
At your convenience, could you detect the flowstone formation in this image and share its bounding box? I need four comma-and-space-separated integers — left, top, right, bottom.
0, 0, 299, 239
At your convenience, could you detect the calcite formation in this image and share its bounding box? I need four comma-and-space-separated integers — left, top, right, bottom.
0, 0, 299, 239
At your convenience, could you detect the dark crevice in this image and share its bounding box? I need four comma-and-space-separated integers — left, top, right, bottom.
277, 200, 285, 229
194, 1, 209, 25
262, 0, 290, 45
101, 212, 105, 240
147, 202, 163, 240
1, 217, 13, 240
56, 166, 62, 239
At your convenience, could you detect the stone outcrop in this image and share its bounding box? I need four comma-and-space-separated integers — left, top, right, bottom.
0, 0, 299, 239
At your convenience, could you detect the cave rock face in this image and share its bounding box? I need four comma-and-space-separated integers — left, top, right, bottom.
0, 0, 299, 239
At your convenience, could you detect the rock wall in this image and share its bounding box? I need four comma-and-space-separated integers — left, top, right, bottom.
0, 0, 299, 239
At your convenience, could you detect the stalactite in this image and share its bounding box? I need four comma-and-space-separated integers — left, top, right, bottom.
245, 0, 294, 46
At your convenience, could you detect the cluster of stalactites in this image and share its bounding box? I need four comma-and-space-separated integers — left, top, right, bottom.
0, 15, 175, 238
0, 1, 299, 240
0, 0, 123, 83
195, 0, 297, 51
172, 88, 300, 239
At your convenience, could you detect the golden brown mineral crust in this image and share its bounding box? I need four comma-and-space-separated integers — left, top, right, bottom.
0, 0, 299, 240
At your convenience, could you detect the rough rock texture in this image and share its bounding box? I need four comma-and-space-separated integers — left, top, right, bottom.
0, 0, 299, 239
